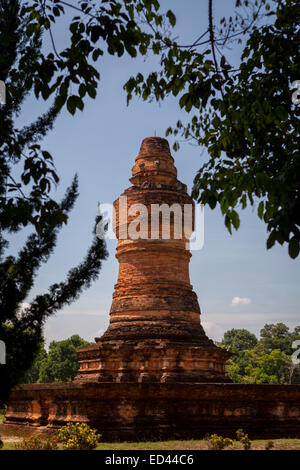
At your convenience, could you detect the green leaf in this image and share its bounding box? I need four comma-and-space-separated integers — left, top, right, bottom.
75, 96, 84, 111
40, 178, 48, 192
288, 237, 299, 259
56, 93, 67, 109
87, 85, 96, 99
231, 210, 240, 230
179, 93, 188, 108
42, 151, 52, 161
166, 10, 176, 27
79, 84, 86, 98
22, 173, 30, 185
267, 231, 276, 249
173, 141, 179, 151
67, 96, 76, 115
220, 55, 226, 68
92, 49, 103, 61
257, 201, 264, 219
225, 214, 232, 234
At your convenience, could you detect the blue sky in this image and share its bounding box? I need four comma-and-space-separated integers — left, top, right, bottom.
10, 0, 299, 345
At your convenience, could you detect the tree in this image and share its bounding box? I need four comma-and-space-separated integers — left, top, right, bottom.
1, 0, 170, 234
1, 0, 171, 405
36, 335, 91, 383
221, 328, 258, 354
225, 347, 295, 383
125, 0, 300, 258
23, 336, 47, 384
222, 323, 300, 383
242, 349, 291, 384
260, 323, 298, 355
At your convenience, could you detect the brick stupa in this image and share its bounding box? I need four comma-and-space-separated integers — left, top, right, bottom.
4, 137, 300, 441
75, 137, 230, 383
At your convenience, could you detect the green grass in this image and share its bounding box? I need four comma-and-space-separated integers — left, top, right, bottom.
94, 439, 300, 450
2, 443, 16, 450
5, 439, 296, 451
1, 430, 299, 451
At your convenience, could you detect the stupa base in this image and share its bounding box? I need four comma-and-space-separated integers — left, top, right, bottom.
4, 382, 300, 441
75, 339, 231, 384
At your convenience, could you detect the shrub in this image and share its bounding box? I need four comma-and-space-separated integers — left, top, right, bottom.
41, 436, 59, 450
208, 434, 233, 450
15, 436, 44, 450
236, 428, 244, 441
235, 429, 251, 450
14, 435, 58, 450
0, 436, 3, 449
58, 422, 101, 450
265, 440, 274, 450
240, 435, 251, 450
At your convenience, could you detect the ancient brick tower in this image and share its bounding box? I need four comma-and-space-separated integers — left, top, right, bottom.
6, 137, 299, 440
76, 137, 230, 383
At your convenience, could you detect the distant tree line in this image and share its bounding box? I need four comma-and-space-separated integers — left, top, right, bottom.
24, 323, 300, 385
218, 323, 300, 384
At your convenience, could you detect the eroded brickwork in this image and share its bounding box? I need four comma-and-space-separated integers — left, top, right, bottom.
75, 137, 230, 383
4, 383, 300, 440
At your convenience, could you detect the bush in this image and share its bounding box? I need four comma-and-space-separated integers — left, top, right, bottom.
15, 436, 44, 450
240, 435, 251, 450
236, 428, 244, 441
265, 440, 274, 450
208, 434, 233, 450
14, 435, 58, 450
235, 429, 251, 450
58, 422, 101, 450
41, 436, 59, 450
0, 436, 3, 449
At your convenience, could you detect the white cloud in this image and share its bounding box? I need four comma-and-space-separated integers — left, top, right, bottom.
231, 296, 251, 307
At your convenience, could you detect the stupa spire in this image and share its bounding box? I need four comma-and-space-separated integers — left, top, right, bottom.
130, 137, 178, 187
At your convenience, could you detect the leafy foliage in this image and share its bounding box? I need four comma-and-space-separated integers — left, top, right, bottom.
221, 323, 300, 383
24, 335, 91, 383
0, 210, 108, 405
265, 440, 274, 450
58, 422, 101, 450
260, 322, 300, 354
208, 434, 233, 450
14, 435, 59, 450
235, 429, 251, 450
221, 328, 258, 354
124, 0, 300, 257
22, 335, 47, 383
1, 0, 170, 234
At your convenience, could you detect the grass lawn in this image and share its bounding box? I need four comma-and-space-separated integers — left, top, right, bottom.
94, 439, 300, 450
1, 438, 300, 451
1, 415, 299, 450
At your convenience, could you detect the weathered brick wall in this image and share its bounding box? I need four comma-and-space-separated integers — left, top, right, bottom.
4, 382, 300, 440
